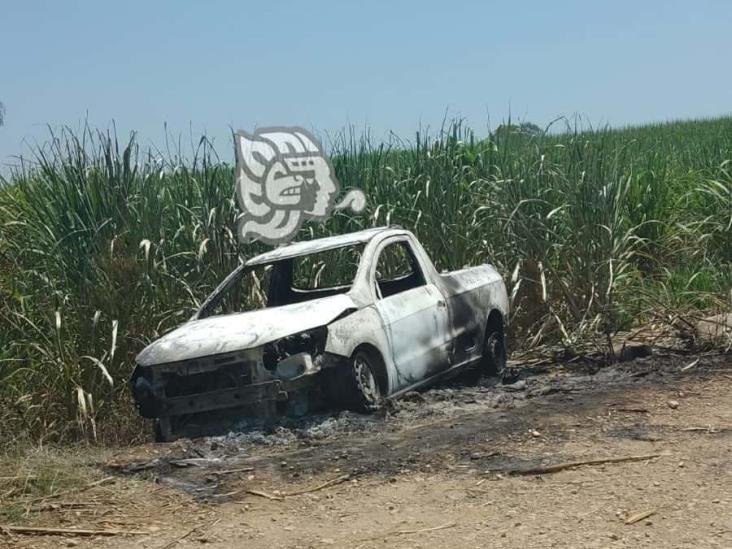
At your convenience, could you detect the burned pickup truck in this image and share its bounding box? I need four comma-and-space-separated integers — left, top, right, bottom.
131, 227, 509, 440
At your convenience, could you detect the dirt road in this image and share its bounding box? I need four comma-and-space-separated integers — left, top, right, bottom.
6, 352, 732, 548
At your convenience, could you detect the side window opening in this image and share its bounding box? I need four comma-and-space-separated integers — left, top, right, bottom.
375, 241, 426, 298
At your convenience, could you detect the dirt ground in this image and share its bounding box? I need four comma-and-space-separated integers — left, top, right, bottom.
3, 351, 731, 549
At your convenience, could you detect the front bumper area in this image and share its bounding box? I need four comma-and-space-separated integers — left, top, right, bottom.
130, 350, 343, 421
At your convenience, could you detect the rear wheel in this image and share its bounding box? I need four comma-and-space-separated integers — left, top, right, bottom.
481, 327, 507, 378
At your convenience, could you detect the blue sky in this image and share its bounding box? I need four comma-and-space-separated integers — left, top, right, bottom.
1, 0, 731, 168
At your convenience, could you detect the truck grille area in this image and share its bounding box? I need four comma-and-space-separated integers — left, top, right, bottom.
162, 361, 254, 398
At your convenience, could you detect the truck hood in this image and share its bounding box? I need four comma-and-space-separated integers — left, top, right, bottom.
136, 294, 358, 366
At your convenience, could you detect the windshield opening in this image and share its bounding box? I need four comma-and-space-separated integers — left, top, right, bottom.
199, 243, 364, 317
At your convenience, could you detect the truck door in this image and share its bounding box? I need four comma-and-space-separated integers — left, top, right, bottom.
371, 238, 451, 390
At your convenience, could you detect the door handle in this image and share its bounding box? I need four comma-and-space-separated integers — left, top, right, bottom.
437, 300, 446, 308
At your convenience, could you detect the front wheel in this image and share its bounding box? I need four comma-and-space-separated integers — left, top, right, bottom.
347, 351, 383, 413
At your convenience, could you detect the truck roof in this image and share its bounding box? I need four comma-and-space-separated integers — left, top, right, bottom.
246, 226, 407, 266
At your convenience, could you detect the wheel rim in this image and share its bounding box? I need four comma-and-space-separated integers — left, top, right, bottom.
354, 355, 380, 404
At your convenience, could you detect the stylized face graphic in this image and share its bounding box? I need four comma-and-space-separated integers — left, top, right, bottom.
234, 127, 365, 245
262, 156, 337, 216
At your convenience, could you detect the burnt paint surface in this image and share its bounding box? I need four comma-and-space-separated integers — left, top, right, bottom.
131, 227, 509, 437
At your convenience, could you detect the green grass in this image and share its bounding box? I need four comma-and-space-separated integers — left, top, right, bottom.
1, 116, 731, 444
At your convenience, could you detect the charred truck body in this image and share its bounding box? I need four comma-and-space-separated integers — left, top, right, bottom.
131, 227, 509, 440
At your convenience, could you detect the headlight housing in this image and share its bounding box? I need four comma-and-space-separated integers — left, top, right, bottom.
263, 327, 327, 374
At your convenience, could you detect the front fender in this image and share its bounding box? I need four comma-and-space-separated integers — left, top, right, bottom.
324, 306, 397, 395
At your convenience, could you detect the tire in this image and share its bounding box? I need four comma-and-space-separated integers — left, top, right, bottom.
346, 351, 383, 413
481, 328, 507, 378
